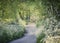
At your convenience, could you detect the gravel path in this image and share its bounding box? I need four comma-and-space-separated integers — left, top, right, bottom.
9, 23, 39, 43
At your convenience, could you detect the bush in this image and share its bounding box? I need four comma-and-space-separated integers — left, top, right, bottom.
0, 24, 25, 43
37, 32, 46, 43
37, 17, 60, 43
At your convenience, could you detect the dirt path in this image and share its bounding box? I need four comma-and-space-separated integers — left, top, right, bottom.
9, 23, 40, 43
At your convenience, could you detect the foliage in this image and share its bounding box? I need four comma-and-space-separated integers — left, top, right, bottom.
0, 24, 25, 43
0, 0, 60, 43
36, 0, 60, 43
37, 32, 46, 43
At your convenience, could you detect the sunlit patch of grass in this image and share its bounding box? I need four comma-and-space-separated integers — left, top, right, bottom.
46, 36, 60, 43
19, 20, 26, 26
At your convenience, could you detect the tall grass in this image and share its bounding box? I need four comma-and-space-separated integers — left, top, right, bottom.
0, 24, 25, 43
37, 32, 46, 43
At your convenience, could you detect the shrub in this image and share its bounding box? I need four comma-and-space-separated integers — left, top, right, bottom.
0, 24, 25, 43
37, 17, 60, 43
37, 32, 46, 43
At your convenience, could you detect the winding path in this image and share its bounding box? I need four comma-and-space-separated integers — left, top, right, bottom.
9, 23, 42, 43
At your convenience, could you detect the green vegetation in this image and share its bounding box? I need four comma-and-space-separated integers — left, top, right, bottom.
36, 0, 60, 43
37, 32, 46, 43
0, 0, 60, 43
0, 24, 25, 43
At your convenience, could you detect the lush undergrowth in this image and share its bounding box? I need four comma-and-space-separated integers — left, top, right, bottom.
37, 17, 60, 43
36, 0, 60, 43
37, 31, 46, 43
0, 23, 25, 43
